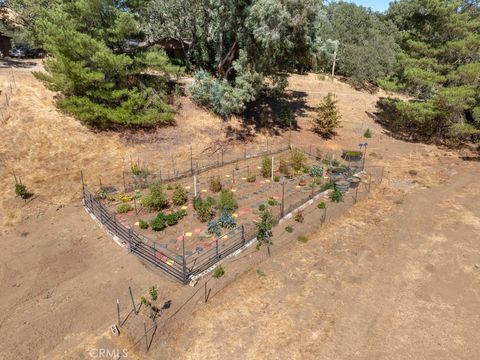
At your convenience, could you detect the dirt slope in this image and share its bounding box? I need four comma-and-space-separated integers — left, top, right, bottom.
0, 62, 479, 359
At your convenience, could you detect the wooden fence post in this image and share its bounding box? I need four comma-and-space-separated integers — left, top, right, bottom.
182, 232, 187, 284
271, 156, 274, 182
190, 145, 193, 176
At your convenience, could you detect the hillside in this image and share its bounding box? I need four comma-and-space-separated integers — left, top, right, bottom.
0, 61, 479, 359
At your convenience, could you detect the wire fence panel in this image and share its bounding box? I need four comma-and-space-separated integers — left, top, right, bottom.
83, 145, 384, 286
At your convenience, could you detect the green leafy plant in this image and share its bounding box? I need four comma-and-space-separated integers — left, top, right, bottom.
285, 225, 294, 233
150, 216, 167, 231
290, 149, 307, 171
364, 128, 372, 138
279, 156, 291, 176
117, 203, 133, 213
256, 268, 266, 277
298, 176, 307, 186
139, 219, 149, 229
193, 196, 217, 222
312, 176, 323, 185
141, 184, 168, 211
246, 174, 256, 183
317, 202, 327, 209
209, 176, 222, 193
15, 183, 29, 199
256, 207, 273, 252
213, 265, 225, 279
259, 111, 268, 128
261, 156, 272, 178
149, 286, 158, 301
172, 184, 188, 205
218, 209, 237, 229
267, 197, 279, 206
279, 104, 294, 128
208, 219, 222, 237
297, 235, 309, 243
216, 190, 238, 212
274, 175, 280, 182
330, 188, 344, 203
309, 165, 323, 177
294, 210, 304, 223
140, 296, 151, 307
319, 181, 335, 192
342, 150, 362, 160
156, 210, 188, 226
258, 204, 266, 212
318, 201, 327, 224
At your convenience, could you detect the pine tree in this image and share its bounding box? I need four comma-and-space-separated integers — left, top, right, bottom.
33, 0, 182, 129
312, 93, 341, 138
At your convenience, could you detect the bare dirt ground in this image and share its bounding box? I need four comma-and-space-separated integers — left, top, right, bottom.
0, 61, 479, 359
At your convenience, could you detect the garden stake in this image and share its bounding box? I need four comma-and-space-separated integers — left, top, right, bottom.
271, 156, 274, 182
99, 176, 103, 190
128, 287, 137, 315
190, 145, 193, 176
244, 145, 247, 159
122, 171, 126, 192
193, 175, 197, 197
133, 197, 138, 215
281, 180, 285, 217
12, 169, 18, 184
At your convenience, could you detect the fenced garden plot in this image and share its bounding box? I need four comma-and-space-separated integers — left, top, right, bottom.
83, 145, 377, 284
110, 163, 384, 354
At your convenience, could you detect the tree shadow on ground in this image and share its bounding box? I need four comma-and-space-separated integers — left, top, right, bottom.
0, 58, 38, 68
225, 90, 313, 141
370, 97, 440, 144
